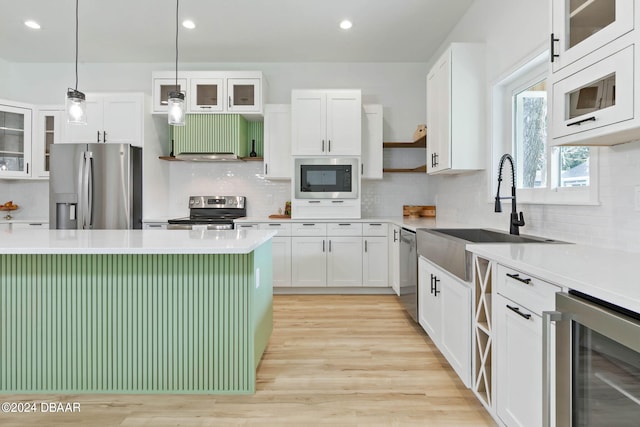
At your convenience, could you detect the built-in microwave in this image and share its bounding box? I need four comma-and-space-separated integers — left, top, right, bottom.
294, 157, 359, 199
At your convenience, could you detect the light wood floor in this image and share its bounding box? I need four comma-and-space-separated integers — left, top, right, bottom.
2, 295, 496, 426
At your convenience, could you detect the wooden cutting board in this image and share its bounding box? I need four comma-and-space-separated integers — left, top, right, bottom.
403, 205, 436, 218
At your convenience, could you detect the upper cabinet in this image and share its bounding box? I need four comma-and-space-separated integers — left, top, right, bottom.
152, 71, 266, 117
361, 104, 383, 179
32, 106, 64, 179
551, 0, 634, 72
426, 43, 485, 174
291, 89, 362, 156
549, 0, 640, 146
0, 100, 32, 179
62, 93, 144, 147
263, 104, 292, 179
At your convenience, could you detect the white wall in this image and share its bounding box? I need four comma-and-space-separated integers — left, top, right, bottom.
427, 0, 640, 252
1, 61, 432, 219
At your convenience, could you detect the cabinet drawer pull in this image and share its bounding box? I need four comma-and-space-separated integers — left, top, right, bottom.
331, 200, 344, 204
268, 223, 281, 227
507, 304, 532, 320
567, 116, 596, 127
200, 106, 212, 109
550, 33, 559, 63
368, 223, 382, 226
506, 273, 532, 285
302, 223, 316, 226
393, 229, 398, 242
308, 200, 321, 204
338, 223, 352, 226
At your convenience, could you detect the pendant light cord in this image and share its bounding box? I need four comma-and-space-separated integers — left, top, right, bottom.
75, 0, 79, 91
175, 0, 179, 87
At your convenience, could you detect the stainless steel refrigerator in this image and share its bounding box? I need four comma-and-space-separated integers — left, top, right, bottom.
49, 143, 142, 229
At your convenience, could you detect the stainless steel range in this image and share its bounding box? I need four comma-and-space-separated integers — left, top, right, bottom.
167, 196, 246, 230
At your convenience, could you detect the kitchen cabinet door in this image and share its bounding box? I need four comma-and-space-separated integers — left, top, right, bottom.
362, 104, 383, 179
327, 236, 362, 287
0, 101, 33, 179
189, 78, 224, 112
418, 257, 441, 340
291, 90, 325, 155
426, 43, 484, 174
495, 293, 543, 427
33, 107, 63, 178
263, 104, 292, 179
363, 236, 388, 287
61, 95, 103, 144
441, 271, 472, 387
551, 0, 634, 73
272, 236, 292, 287
389, 225, 401, 295
325, 91, 361, 156
227, 78, 261, 113
152, 77, 187, 113
291, 236, 327, 287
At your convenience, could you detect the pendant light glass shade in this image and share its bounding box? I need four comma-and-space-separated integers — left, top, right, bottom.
66, 88, 87, 125
168, 90, 185, 126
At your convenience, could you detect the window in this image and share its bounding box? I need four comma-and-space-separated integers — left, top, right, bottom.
493, 50, 598, 205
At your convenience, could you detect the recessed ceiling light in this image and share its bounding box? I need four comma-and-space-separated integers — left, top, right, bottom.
182, 20, 196, 29
339, 20, 353, 30
24, 20, 41, 30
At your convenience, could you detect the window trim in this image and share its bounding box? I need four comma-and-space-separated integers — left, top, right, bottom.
491, 47, 600, 207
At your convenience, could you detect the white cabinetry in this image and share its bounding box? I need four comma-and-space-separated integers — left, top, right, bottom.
62, 93, 144, 147
11, 221, 48, 230
418, 256, 472, 387
362, 104, 383, 179
494, 264, 560, 427
33, 106, 63, 179
363, 223, 388, 287
259, 222, 292, 287
152, 71, 265, 116
291, 89, 361, 156
549, 0, 640, 146
426, 43, 484, 174
327, 236, 363, 287
389, 225, 401, 295
263, 104, 291, 179
551, 0, 634, 72
0, 100, 32, 179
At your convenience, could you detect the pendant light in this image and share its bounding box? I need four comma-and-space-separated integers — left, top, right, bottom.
66, 0, 86, 125
168, 0, 185, 126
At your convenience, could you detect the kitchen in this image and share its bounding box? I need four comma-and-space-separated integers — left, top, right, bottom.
1, 0, 640, 425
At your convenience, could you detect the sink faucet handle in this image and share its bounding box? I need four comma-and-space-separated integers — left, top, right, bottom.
517, 211, 525, 226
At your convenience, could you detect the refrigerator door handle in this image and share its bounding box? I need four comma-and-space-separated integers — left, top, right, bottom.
80, 152, 92, 229
87, 155, 94, 228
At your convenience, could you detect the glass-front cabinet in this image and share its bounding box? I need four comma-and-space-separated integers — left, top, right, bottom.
551, 0, 634, 72
227, 78, 261, 113
33, 107, 63, 178
189, 78, 224, 112
0, 102, 32, 178
152, 78, 187, 113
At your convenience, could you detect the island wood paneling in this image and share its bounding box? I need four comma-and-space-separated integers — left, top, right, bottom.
0, 248, 273, 394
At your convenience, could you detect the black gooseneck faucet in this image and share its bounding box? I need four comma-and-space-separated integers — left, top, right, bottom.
495, 153, 525, 235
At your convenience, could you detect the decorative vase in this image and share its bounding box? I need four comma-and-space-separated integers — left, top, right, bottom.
250, 139, 257, 157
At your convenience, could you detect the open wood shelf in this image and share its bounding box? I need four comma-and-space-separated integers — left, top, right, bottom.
383, 135, 426, 148
383, 165, 427, 173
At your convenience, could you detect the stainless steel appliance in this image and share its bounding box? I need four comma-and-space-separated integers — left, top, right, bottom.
49, 143, 142, 229
399, 227, 418, 322
167, 196, 246, 230
544, 291, 640, 427
294, 157, 359, 199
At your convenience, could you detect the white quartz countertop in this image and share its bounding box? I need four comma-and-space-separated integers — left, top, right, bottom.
468, 243, 640, 314
0, 229, 276, 255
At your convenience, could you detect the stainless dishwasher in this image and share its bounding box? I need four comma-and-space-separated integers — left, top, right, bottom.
399, 227, 418, 322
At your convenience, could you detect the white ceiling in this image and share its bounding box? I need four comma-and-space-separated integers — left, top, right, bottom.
0, 0, 474, 63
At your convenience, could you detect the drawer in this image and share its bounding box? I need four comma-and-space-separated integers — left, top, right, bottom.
496, 264, 561, 315
258, 222, 292, 236
327, 222, 362, 236
12, 222, 49, 229
291, 222, 327, 236
363, 222, 388, 237
236, 223, 258, 230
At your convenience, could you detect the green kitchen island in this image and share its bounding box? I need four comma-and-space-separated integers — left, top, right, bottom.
0, 228, 274, 394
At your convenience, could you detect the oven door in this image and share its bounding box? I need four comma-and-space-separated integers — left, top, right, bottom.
547, 292, 640, 427
294, 157, 358, 199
